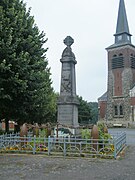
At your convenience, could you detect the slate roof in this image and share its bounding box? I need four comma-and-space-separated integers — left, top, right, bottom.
98, 92, 107, 102
106, 0, 134, 50
115, 0, 130, 36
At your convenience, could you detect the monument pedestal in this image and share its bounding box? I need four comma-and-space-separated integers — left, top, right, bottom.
57, 96, 79, 127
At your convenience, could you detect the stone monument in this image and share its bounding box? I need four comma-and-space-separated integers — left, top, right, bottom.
57, 36, 79, 131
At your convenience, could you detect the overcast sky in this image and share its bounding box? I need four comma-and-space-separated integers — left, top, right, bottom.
24, 0, 135, 102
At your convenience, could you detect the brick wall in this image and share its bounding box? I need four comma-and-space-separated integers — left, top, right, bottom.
131, 97, 135, 106
2, 121, 15, 131
99, 101, 107, 119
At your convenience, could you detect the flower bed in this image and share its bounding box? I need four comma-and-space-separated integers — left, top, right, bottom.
0, 131, 126, 159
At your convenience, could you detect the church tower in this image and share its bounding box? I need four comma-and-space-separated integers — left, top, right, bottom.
98, 0, 135, 126
106, 0, 135, 124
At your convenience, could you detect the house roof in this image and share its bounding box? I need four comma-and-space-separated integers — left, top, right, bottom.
98, 92, 107, 102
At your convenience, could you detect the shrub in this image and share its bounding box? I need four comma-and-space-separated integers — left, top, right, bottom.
81, 129, 91, 139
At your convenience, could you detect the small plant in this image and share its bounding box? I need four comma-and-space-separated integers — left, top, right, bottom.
39, 129, 47, 137
97, 122, 110, 139
97, 122, 113, 148
81, 129, 91, 139
0, 129, 4, 135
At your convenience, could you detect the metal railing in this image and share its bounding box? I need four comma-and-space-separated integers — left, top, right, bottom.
113, 132, 126, 158
0, 132, 126, 159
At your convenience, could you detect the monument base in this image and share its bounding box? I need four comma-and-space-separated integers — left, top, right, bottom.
57, 103, 79, 127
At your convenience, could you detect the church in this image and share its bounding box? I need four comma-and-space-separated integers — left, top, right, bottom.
98, 0, 135, 126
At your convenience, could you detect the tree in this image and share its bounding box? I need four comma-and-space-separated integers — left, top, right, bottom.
88, 102, 98, 124
78, 96, 98, 125
0, 0, 56, 132
78, 96, 92, 124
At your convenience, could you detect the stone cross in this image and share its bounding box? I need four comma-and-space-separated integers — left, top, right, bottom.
64, 36, 74, 47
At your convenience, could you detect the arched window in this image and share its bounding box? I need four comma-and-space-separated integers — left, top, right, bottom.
120, 105, 123, 116
114, 104, 124, 117
114, 105, 118, 116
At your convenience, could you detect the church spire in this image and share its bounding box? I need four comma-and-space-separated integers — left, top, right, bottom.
114, 0, 132, 44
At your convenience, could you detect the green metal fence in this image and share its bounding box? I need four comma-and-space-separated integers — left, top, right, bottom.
0, 132, 126, 159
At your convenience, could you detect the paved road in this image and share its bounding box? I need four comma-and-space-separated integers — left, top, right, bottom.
0, 128, 135, 180
0, 145, 135, 180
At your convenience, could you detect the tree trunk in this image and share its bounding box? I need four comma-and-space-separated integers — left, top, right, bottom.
14, 124, 20, 133
5, 119, 9, 133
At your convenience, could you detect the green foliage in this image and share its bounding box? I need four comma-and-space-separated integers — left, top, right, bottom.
0, 129, 4, 135
39, 129, 47, 138
0, 0, 57, 130
97, 122, 112, 140
78, 96, 92, 124
81, 129, 91, 139
78, 96, 98, 125
102, 133, 112, 140
97, 122, 105, 134
88, 102, 98, 124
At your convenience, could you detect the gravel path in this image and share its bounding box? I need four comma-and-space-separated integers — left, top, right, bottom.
0, 146, 135, 180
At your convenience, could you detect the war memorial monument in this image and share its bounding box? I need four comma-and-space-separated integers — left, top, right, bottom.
57, 36, 79, 132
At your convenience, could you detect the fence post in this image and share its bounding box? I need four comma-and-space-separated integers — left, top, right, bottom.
48, 136, 51, 155
0, 135, 2, 149
63, 137, 66, 157
33, 135, 36, 155
9, 133, 11, 146
124, 132, 126, 146
114, 139, 117, 159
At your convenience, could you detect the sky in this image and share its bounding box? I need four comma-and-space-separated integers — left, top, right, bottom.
24, 0, 135, 102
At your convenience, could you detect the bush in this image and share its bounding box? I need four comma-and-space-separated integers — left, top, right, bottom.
0, 129, 4, 135
81, 129, 91, 139
97, 122, 112, 140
